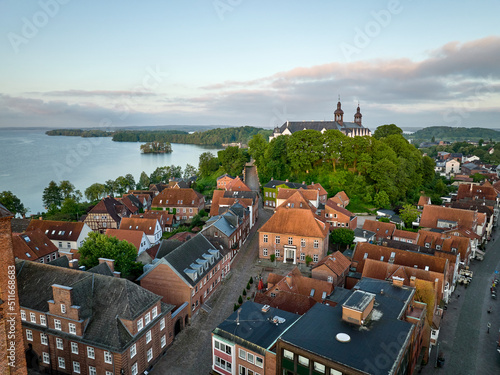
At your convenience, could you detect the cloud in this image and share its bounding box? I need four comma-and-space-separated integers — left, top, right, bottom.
2, 36, 500, 129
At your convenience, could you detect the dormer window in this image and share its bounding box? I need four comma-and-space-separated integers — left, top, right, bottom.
144, 312, 151, 326
137, 318, 144, 331
61, 304, 66, 314
425, 243, 430, 248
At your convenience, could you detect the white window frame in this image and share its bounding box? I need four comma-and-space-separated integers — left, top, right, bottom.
298, 355, 309, 366
71, 342, 78, 354
313, 254, 319, 262
152, 306, 158, 319
87, 346, 95, 359
89, 366, 97, 375
61, 304, 66, 314
283, 349, 294, 360
275, 235, 280, 244
58, 357, 65, 369
104, 351, 113, 364
73, 361, 80, 374
30, 312, 36, 323
161, 335, 166, 348
255, 356, 264, 368
314, 240, 319, 248
69, 323, 76, 335
247, 352, 254, 364
54, 319, 62, 330
160, 318, 165, 330
314, 362, 326, 373
301, 238, 306, 247
137, 318, 144, 331
21, 310, 26, 321
239, 348, 246, 360
146, 330, 152, 343
40, 315, 46, 326
41, 333, 48, 345
131, 363, 138, 375
26, 329, 33, 341
130, 344, 137, 358
144, 312, 151, 326
263, 248, 268, 256
42, 352, 50, 364
147, 347, 153, 362
56, 338, 63, 350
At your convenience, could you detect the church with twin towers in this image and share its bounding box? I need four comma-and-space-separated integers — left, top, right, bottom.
269, 99, 372, 141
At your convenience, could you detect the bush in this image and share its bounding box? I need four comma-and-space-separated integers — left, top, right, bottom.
305, 255, 313, 266
246, 282, 251, 290
270, 254, 275, 262
234, 304, 239, 311
238, 295, 243, 305
249, 276, 254, 285
243, 289, 247, 296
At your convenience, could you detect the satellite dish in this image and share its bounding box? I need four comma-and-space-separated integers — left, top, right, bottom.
336, 333, 351, 343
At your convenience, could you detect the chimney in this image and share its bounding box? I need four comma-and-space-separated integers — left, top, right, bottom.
410, 276, 416, 287
69, 259, 79, 269
98, 257, 115, 272
285, 179, 289, 183
39, 217, 43, 220
302, 181, 305, 185
392, 276, 404, 287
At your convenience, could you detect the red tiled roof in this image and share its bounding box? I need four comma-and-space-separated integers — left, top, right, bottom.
145, 243, 161, 259
277, 188, 318, 202
393, 229, 419, 241
225, 176, 251, 191
117, 196, 139, 214
334, 191, 349, 204
12, 229, 58, 261
169, 231, 193, 242
26, 220, 87, 241
119, 217, 159, 235
417, 195, 431, 206
312, 251, 350, 276
307, 183, 328, 197
278, 191, 317, 212
362, 220, 396, 237
420, 205, 486, 232
456, 183, 497, 201
254, 291, 316, 315
105, 229, 146, 251
259, 207, 329, 238
325, 200, 354, 218
152, 188, 204, 207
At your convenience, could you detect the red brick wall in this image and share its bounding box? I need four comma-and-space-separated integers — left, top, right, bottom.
0, 215, 28, 375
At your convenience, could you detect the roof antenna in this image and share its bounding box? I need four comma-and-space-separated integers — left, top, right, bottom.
236, 309, 241, 325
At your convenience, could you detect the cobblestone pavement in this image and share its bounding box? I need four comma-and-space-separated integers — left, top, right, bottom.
420, 227, 500, 374
150, 205, 273, 375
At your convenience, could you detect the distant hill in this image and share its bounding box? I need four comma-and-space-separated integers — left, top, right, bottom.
407, 126, 500, 142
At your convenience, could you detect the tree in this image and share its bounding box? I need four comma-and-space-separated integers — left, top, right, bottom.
238, 295, 243, 305
114, 176, 130, 196
330, 228, 355, 250
150, 165, 182, 184
0, 191, 27, 217
248, 133, 267, 166
373, 124, 403, 139
183, 164, 198, 179
399, 204, 419, 227
78, 232, 143, 278
472, 173, 487, 183
85, 183, 106, 201
105, 179, 117, 196
59, 180, 79, 201
323, 129, 346, 172
305, 255, 313, 266
287, 130, 324, 174
218, 146, 247, 176
42, 181, 63, 209
137, 171, 150, 189
124, 174, 136, 190
198, 152, 220, 177
374, 190, 390, 209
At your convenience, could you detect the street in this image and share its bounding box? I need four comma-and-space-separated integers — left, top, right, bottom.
421, 229, 500, 374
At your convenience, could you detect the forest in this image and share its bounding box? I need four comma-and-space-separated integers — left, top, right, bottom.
140, 141, 173, 153
246, 125, 438, 209
407, 126, 500, 143
46, 129, 112, 137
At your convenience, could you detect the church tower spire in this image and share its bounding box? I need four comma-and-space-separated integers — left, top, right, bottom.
334, 96, 344, 124
354, 102, 362, 125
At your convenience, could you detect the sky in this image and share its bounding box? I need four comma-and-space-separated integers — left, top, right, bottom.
1, 0, 499, 131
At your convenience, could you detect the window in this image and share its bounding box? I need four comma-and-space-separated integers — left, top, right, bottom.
104, 351, 112, 364
89, 366, 97, 375
263, 248, 268, 256
300, 252, 305, 261
239, 348, 246, 360
145, 312, 151, 325
41, 333, 48, 345
73, 361, 80, 373
255, 356, 263, 368
30, 312, 36, 323
152, 306, 158, 318
161, 335, 166, 348
87, 346, 95, 359
275, 236, 280, 244
314, 362, 326, 373
214, 340, 232, 355
130, 344, 137, 358
283, 349, 294, 360
21, 310, 26, 320
26, 329, 33, 341
131, 363, 138, 375
314, 240, 319, 248
42, 352, 50, 364
327, 276, 333, 283
71, 342, 79, 354
313, 254, 319, 262
137, 318, 144, 331
298, 355, 309, 366
301, 238, 306, 247
54, 319, 62, 330
147, 348, 153, 362
69, 323, 76, 334
146, 330, 152, 343
288, 237, 293, 245
247, 352, 254, 364
40, 315, 46, 326
160, 318, 165, 330
59, 242, 63, 248
263, 234, 268, 243
67, 242, 71, 248
58, 357, 65, 369
56, 338, 63, 349
275, 249, 280, 258
331, 369, 343, 375
214, 356, 232, 372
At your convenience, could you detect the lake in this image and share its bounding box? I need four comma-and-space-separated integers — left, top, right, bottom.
0, 129, 221, 215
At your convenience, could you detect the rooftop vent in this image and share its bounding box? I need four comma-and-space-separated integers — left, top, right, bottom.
336, 333, 351, 343
261, 305, 270, 313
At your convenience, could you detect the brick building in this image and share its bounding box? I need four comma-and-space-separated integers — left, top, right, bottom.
26, 220, 92, 252
138, 234, 230, 318
119, 217, 162, 245
15, 257, 176, 375
323, 201, 357, 230
212, 302, 300, 375
311, 251, 351, 288
0, 204, 28, 375
211, 190, 259, 228
362, 219, 396, 242
84, 197, 132, 233
151, 188, 205, 222
258, 207, 329, 265
12, 229, 60, 263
